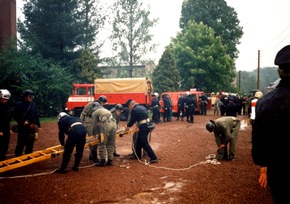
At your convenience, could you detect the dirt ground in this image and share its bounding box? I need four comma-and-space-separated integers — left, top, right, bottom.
0, 110, 274, 204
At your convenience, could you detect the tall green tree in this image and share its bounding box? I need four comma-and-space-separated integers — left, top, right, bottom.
170, 20, 235, 93
77, 0, 107, 51
152, 48, 180, 94
110, 0, 158, 77
17, 0, 106, 79
75, 49, 103, 83
0, 40, 73, 116
179, 0, 243, 60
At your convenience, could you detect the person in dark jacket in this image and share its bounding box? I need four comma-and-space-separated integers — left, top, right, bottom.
185, 94, 196, 124
199, 93, 208, 115
177, 94, 185, 121
225, 97, 237, 117
0, 89, 11, 161
125, 99, 158, 163
162, 94, 171, 122
14, 90, 41, 156
252, 45, 290, 203
150, 93, 161, 123
56, 112, 87, 173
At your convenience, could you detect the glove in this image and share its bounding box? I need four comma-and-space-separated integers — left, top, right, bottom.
216, 147, 225, 160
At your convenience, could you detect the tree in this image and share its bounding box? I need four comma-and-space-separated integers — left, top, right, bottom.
110, 0, 158, 77
170, 20, 235, 93
152, 47, 180, 94
179, 0, 243, 60
17, 0, 106, 78
0, 39, 73, 116
77, 0, 107, 51
75, 49, 103, 83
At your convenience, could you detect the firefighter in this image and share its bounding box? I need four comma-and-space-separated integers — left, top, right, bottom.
92, 102, 117, 167
249, 91, 263, 125
206, 116, 241, 161
14, 90, 41, 157
150, 93, 161, 123
110, 104, 123, 157
0, 89, 11, 161
81, 96, 108, 163
125, 99, 158, 163
56, 112, 87, 173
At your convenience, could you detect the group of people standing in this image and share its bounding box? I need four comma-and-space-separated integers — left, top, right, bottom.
0, 89, 41, 161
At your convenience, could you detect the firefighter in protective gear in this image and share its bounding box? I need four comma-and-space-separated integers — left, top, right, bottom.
206, 116, 240, 161
80, 96, 107, 163
14, 89, 41, 157
0, 89, 11, 161
56, 112, 86, 173
92, 106, 117, 167
250, 91, 263, 125
110, 104, 123, 157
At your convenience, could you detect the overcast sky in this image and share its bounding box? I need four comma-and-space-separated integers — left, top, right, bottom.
17, 0, 290, 71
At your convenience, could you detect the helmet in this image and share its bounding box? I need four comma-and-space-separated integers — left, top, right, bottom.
254, 91, 263, 99
206, 121, 215, 132
115, 104, 123, 111
186, 91, 190, 96
24, 89, 34, 97
0, 89, 11, 99
98, 95, 107, 104
57, 112, 68, 121
153, 92, 159, 97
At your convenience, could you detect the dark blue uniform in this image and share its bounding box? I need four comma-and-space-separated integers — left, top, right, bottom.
185, 96, 196, 123
58, 115, 87, 171
200, 94, 208, 115
177, 95, 185, 120
252, 78, 290, 203
0, 102, 11, 160
150, 96, 161, 123
14, 100, 40, 156
127, 104, 157, 162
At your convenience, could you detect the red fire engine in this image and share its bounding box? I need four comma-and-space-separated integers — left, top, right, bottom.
65, 77, 153, 119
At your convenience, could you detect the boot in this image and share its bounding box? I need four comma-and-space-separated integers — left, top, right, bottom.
106, 159, 113, 166
72, 159, 80, 171
55, 163, 68, 174
72, 165, 79, 172
89, 150, 99, 163
95, 159, 106, 167
113, 152, 120, 157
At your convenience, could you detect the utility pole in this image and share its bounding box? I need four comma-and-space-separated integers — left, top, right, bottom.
257, 50, 260, 90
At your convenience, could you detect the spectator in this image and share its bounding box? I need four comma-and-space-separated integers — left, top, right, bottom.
249, 91, 263, 125
252, 44, 290, 203
150, 93, 161, 124
14, 90, 41, 157
0, 89, 11, 161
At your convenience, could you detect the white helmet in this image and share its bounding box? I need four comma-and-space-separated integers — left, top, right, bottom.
0, 89, 11, 100
254, 91, 263, 99
186, 91, 190, 96
153, 92, 159, 97
57, 112, 68, 121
